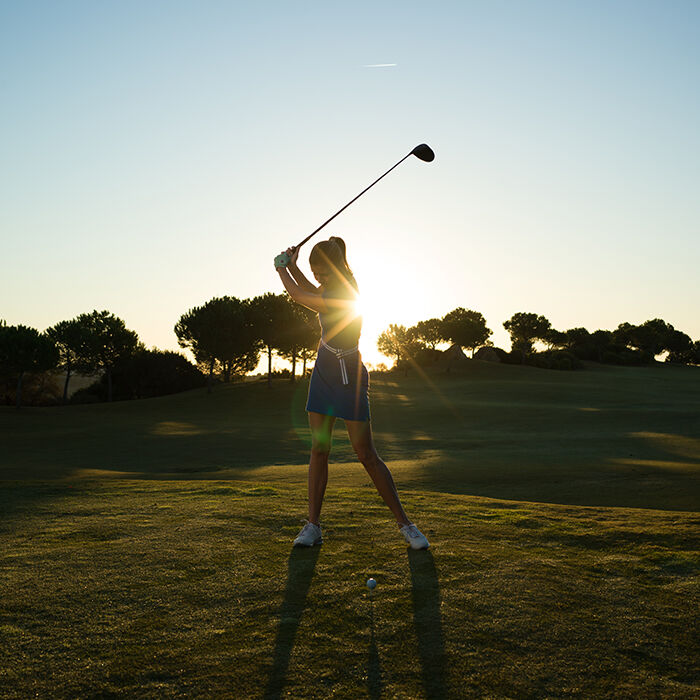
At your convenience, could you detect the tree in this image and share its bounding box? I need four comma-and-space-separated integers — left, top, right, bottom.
590, 330, 614, 362
78, 311, 139, 402
175, 297, 260, 390
214, 298, 261, 381
249, 293, 292, 386
299, 345, 317, 376
175, 303, 217, 385
46, 318, 91, 403
613, 319, 679, 359
630, 319, 674, 357
544, 328, 567, 350
441, 308, 492, 356
612, 322, 635, 348
277, 299, 320, 382
666, 330, 694, 364
563, 327, 592, 358
686, 340, 700, 365
0, 324, 59, 408
377, 324, 421, 368
412, 318, 445, 350
503, 312, 552, 354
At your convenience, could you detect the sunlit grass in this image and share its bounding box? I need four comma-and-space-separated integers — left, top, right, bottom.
1, 479, 698, 698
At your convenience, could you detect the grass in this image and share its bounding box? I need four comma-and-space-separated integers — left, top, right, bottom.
1, 361, 699, 698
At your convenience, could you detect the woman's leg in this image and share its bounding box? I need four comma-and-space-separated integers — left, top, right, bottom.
307, 412, 336, 525
345, 419, 411, 526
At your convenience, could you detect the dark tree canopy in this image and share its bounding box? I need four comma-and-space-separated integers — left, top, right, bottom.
665, 330, 694, 363
46, 317, 92, 403
613, 318, 690, 360
503, 312, 552, 354
277, 298, 320, 382
0, 323, 59, 408
441, 308, 492, 355
175, 296, 260, 388
77, 310, 140, 401
544, 328, 567, 350
249, 293, 297, 386
627, 319, 674, 356
412, 318, 445, 350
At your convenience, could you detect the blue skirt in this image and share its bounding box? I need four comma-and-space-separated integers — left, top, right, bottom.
306, 343, 370, 421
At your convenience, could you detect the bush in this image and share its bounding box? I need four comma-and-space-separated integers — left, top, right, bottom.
617, 349, 654, 366
602, 351, 623, 365
524, 351, 582, 371
410, 347, 444, 367
71, 349, 206, 402
0, 371, 63, 406
490, 347, 511, 363
557, 357, 573, 371
503, 349, 527, 365
69, 384, 103, 404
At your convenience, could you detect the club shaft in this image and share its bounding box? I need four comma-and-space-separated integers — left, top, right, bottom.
294, 151, 413, 250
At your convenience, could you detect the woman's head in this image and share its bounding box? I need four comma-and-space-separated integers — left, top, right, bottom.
309, 237, 358, 291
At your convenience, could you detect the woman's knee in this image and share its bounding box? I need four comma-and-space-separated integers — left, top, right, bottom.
311, 434, 332, 456
355, 445, 379, 467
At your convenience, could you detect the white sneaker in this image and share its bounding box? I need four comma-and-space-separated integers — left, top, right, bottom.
400, 523, 430, 550
293, 520, 323, 547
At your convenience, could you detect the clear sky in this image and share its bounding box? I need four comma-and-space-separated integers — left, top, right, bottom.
2, 0, 699, 366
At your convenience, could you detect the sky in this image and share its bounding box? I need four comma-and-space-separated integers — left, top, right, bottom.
2, 0, 699, 367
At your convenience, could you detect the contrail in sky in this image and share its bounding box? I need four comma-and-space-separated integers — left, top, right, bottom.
363, 63, 397, 68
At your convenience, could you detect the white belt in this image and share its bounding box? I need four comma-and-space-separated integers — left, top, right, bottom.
320, 339, 358, 385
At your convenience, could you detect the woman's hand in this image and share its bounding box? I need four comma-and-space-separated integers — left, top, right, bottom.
274, 251, 289, 270
286, 246, 299, 267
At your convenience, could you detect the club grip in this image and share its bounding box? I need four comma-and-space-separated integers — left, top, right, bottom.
274, 252, 290, 268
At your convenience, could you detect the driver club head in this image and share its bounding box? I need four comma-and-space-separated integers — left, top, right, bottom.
411, 143, 435, 162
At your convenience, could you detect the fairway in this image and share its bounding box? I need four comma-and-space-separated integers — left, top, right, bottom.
2, 362, 699, 698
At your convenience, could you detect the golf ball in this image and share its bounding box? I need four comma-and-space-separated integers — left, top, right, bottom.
366, 577, 377, 590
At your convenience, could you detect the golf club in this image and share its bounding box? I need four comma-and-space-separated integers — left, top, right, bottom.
274, 143, 434, 268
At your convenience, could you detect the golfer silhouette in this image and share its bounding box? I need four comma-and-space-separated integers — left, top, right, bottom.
276, 237, 430, 549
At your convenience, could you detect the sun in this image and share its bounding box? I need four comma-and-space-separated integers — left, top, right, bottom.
353, 258, 412, 367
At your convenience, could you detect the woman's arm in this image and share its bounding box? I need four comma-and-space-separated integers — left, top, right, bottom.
285, 247, 318, 293
276, 267, 328, 313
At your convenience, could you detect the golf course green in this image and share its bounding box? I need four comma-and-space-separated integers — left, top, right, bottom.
1, 361, 699, 698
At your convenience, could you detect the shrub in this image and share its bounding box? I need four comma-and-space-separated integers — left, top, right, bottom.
503, 350, 527, 365
1, 371, 63, 406
71, 350, 206, 402
524, 351, 581, 371
411, 347, 444, 367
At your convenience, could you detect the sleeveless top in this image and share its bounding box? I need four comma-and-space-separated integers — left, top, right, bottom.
318, 285, 362, 350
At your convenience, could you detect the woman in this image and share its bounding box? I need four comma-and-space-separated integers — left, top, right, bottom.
275, 237, 429, 550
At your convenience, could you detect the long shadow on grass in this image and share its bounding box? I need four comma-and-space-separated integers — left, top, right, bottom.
367, 597, 382, 699
264, 546, 320, 700
408, 549, 448, 699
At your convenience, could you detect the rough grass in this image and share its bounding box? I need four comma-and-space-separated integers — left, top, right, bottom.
1, 480, 698, 699
1, 362, 699, 697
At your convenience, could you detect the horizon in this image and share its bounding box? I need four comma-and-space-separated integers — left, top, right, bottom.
2, 1, 699, 369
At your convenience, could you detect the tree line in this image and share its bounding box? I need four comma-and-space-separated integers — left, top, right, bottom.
2, 300, 698, 408
376, 309, 700, 371
173, 293, 319, 389
0, 293, 319, 408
